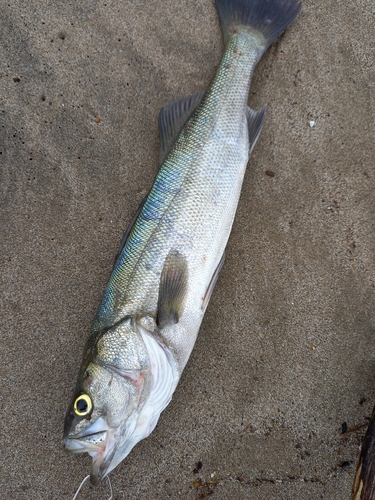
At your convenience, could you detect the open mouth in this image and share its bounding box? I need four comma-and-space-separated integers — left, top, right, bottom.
64, 431, 108, 454
64, 418, 116, 484
64, 417, 109, 454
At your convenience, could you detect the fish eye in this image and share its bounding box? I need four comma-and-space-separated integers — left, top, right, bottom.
73, 394, 92, 417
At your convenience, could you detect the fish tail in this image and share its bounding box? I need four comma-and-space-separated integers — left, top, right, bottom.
215, 0, 301, 55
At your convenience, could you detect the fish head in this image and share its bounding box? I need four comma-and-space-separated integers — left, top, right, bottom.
63, 318, 178, 484
63, 360, 143, 484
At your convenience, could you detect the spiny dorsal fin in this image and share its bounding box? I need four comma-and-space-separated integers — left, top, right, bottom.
158, 91, 205, 165
246, 105, 266, 154
201, 253, 225, 311
157, 249, 188, 329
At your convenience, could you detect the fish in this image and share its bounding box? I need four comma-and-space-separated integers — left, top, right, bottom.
64, 0, 301, 485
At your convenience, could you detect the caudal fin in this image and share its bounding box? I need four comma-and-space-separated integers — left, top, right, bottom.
215, 0, 301, 51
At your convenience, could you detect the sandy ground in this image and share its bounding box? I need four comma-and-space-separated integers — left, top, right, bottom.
1, 0, 375, 498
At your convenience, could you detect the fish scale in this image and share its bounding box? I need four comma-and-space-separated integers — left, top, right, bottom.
95, 33, 259, 344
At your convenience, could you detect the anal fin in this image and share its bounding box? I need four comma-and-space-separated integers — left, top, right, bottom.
247, 106, 266, 154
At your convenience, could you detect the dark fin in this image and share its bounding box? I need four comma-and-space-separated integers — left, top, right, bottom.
201, 254, 225, 311
113, 196, 147, 268
158, 91, 205, 165
215, 0, 301, 50
247, 105, 266, 154
157, 250, 189, 329
351, 404, 375, 500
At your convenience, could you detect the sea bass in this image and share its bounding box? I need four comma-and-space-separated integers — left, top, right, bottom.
64, 0, 301, 484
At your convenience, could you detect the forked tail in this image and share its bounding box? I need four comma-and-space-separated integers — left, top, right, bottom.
215, 0, 301, 56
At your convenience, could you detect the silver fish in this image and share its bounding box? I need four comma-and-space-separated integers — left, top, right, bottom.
64, 0, 301, 484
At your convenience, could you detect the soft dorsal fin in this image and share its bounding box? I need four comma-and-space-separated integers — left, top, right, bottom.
113, 196, 147, 268
158, 91, 205, 165
201, 253, 225, 312
246, 105, 266, 154
157, 249, 189, 329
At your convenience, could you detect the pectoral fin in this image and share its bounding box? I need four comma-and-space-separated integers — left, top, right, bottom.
201, 253, 225, 311
157, 250, 189, 329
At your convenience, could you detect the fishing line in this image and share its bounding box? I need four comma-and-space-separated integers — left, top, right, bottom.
72, 474, 113, 500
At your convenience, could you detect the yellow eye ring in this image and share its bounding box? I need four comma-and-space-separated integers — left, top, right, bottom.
73, 394, 92, 416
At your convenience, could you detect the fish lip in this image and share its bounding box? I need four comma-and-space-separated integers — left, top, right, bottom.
64, 419, 109, 454
64, 431, 107, 454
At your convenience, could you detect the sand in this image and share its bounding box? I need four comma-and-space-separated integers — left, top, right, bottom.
1, 0, 375, 498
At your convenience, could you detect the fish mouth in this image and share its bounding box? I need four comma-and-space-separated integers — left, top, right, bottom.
64, 418, 116, 484
64, 430, 108, 453
64, 417, 109, 452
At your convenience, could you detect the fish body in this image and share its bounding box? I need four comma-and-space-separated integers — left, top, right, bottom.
64, 0, 301, 484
